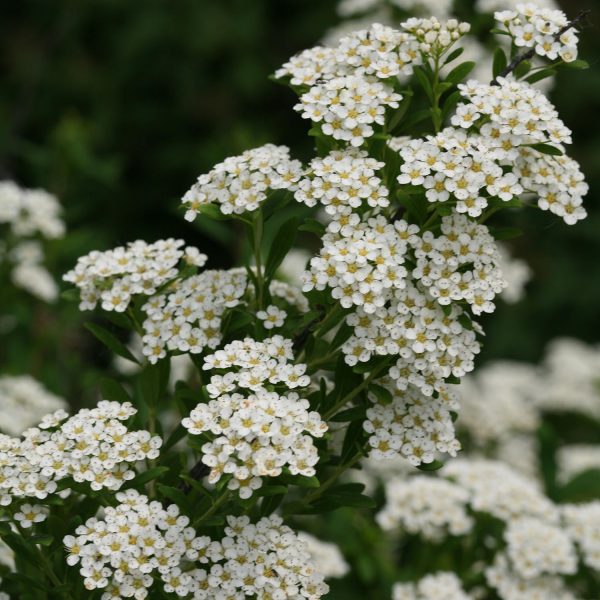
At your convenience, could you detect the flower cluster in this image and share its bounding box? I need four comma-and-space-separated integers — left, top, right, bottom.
513, 147, 588, 225
181, 144, 302, 219
64, 238, 207, 312
183, 337, 327, 497
376, 476, 473, 539
402, 17, 470, 55
364, 379, 460, 465
0, 375, 67, 436
141, 268, 247, 363
397, 127, 522, 218
66, 492, 329, 599
495, 4, 579, 63
278, 23, 421, 146
305, 213, 490, 396
294, 150, 389, 216
504, 517, 577, 579
393, 572, 471, 600
0, 401, 161, 504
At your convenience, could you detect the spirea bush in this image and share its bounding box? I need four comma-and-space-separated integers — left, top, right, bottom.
0, 5, 594, 600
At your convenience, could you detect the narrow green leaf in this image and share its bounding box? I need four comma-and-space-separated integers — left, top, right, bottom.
444, 61, 475, 84
491, 227, 523, 240
526, 68, 557, 84
514, 59, 532, 79
443, 47, 465, 65
85, 322, 140, 364
196, 203, 230, 221
298, 218, 326, 237
414, 67, 434, 103
492, 48, 507, 78
368, 383, 393, 405
563, 59, 589, 70
417, 459, 445, 471
528, 143, 563, 156
126, 466, 169, 489
264, 217, 301, 281
30, 534, 53, 546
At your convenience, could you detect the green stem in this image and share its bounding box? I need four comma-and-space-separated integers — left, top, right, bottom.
299, 451, 363, 507
126, 306, 144, 336
193, 489, 231, 527
323, 362, 389, 420
252, 211, 265, 310
306, 351, 339, 372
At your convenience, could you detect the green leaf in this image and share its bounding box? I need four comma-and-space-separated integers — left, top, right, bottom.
397, 109, 431, 132
262, 190, 292, 222
492, 48, 507, 79
255, 485, 288, 497
417, 459, 445, 472
443, 47, 464, 65
196, 202, 230, 221
264, 217, 301, 281
388, 92, 413, 132
298, 218, 326, 237
490, 28, 511, 36
514, 59, 532, 79
528, 143, 563, 156
313, 492, 376, 510
60, 288, 80, 302
259, 493, 286, 517
368, 383, 393, 405
330, 406, 367, 423
126, 466, 169, 489
444, 61, 475, 85
164, 423, 188, 451
491, 227, 523, 240
278, 473, 320, 488
30, 534, 53, 546
526, 68, 557, 84
85, 322, 140, 364
414, 67, 434, 103
329, 482, 366, 495
157, 484, 192, 513
99, 378, 132, 404
563, 59, 589, 70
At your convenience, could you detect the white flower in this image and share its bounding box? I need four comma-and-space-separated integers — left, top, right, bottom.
256, 304, 287, 329
14, 503, 48, 528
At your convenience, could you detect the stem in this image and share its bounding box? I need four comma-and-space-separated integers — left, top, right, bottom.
306, 350, 339, 372
252, 211, 265, 310
126, 306, 144, 336
192, 489, 231, 527
323, 362, 389, 420
431, 54, 443, 133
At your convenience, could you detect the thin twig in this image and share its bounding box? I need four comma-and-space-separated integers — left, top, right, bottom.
491, 10, 591, 85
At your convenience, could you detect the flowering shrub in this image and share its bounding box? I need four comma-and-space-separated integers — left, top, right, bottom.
0, 4, 595, 600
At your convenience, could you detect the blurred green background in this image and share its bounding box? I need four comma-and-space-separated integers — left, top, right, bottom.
1, 0, 598, 391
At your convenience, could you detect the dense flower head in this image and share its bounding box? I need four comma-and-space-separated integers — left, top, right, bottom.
66, 492, 329, 599
495, 3, 579, 63
504, 517, 577, 579
457, 78, 572, 145
183, 337, 327, 497
513, 147, 587, 224
64, 238, 207, 312
296, 75, 403, 147
364, 380, 460, 465
141, 267, 247, 363
181, 144, 302, 219
377, 476, 473, 539
0, 401, 161, 504
392, 571, 471, 600
295, 149, 389, 215
278, 23, 423, 147
444, 459, 557, 523
396, 126, 523, 218
485, 553, 577, 600
0, 375, 67, 436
